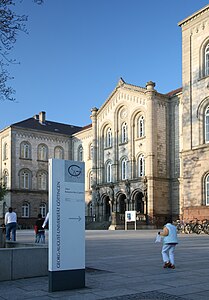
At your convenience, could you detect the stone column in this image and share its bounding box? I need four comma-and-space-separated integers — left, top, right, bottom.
145, 81, 156, 223
90, 107, 98, 217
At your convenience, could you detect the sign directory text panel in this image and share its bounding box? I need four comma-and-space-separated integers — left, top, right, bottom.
48, 159, 85, 272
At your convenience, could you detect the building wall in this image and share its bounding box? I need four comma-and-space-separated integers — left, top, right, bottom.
179, 5, 209, 220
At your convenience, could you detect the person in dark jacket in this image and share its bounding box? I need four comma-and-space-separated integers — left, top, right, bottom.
34, 214, 45, 243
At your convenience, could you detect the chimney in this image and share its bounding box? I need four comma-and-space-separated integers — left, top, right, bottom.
39, 111, 46, 124
33, 114, 39, 120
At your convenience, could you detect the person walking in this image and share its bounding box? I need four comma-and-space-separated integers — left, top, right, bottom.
158, 217, 178, 269
5, 207, 17, 241
34, 213, 45, 243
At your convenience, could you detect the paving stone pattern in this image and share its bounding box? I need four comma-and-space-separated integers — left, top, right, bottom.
104, 291, 187, 300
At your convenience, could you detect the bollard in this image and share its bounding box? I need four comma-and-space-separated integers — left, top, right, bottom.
0, 227, 6, 248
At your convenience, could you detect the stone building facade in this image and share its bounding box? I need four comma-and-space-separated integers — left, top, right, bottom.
179, 4, 209, 221
0, 4, 209, 227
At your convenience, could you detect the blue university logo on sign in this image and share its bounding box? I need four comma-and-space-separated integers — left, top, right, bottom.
65, 161, 85, 183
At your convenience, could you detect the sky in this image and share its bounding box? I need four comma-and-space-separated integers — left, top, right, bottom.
1, 0, 209, 129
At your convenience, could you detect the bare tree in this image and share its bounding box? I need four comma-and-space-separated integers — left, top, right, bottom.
0, 0, 44, 101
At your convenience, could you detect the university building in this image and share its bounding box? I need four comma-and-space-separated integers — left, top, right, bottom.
0, 4, 209, 228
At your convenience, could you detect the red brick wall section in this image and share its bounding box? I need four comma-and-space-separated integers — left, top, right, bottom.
183, 206, 209, 221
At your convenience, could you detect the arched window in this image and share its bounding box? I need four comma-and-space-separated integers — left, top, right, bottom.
106, 127, 112, 148
137, 116, 145, 138
121, 122, 128, 143
38, 144, 48, 161
20, 142, 31, 159
106, 161, 112, 183
54, 146, 64, 159
2, 169, 8, 188
3, 143, 8, 160
138, 154, 145, 177
37, 171, 47, 190
19, 169, 31, 189
205, 43, 209, 77
121, 157, 128, 180
39, 203, 47, 218
205, 174, 209, 206
22, 202, 29, 217
78, 145, 83, 161
205, 106, 209, 143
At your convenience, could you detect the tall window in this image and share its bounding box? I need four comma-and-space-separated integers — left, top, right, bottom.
89, 144, 93, 160
138, 154, 145, 177
121, 122, 128, 143
205, 175, 209, 206
89, 171, 93, 189
22, 203, 29, 217
205, 106, 209, 143
40, 203, 47, 218
37, 171, 47, 190
121, 157, 128, 180
205, 43, 209, 77
38, 144, 48, 161
54, 146, 64, 159
106, 161, 112, 183
19, 169, 31, 189
106, 128, 112, 148
3, 143, 8, 160
137, 116, 145, 138
20, 142, 31, 159
78, 145, 83, 161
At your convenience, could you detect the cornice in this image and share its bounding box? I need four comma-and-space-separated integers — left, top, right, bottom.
178, 4, 209, 27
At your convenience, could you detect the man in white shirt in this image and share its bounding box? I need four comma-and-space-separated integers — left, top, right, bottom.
5, 207, 17, 241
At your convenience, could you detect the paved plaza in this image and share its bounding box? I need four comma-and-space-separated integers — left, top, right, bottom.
0, 230, 209, 299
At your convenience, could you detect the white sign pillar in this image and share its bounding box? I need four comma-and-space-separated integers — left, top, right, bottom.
48, 159, 85, 292
125, 211, 137, 230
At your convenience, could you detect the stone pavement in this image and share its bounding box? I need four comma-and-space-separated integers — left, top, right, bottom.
0, 230, 209, 299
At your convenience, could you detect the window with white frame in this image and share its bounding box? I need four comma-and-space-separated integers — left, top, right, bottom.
137, 116, 145, 138
138, 154, 145, 177
3, 143, 8, 160
37, 171, 47, 190
78, 145, 83, 161
19, 169, 31, 189
121, 122, 128, 143
205, 43, 209, 77
106, 127, 112, 148
20, 142, 31, 159
121, 157, 128, 180
54, 146, 64, 159
205, 106, 209, 143
39, 203, 47, 218
38, 144, 48, 161
22, 203, 29, 217
106, 161, 112, 183
2, 169, 8, 188
205, 174, 209, 206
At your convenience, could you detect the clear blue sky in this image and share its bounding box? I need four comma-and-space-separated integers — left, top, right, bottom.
1, 0, 209, 129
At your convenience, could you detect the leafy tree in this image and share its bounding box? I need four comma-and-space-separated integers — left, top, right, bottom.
0, 179, 7, 202
0, 0, 44, 101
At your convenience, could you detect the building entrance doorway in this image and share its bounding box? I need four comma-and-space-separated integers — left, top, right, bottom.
103, 196, 111, 221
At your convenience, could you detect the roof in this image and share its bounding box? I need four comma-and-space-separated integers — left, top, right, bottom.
12, 117, 83, 136
166, 87, 182, 97
178, 4, 209, 27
